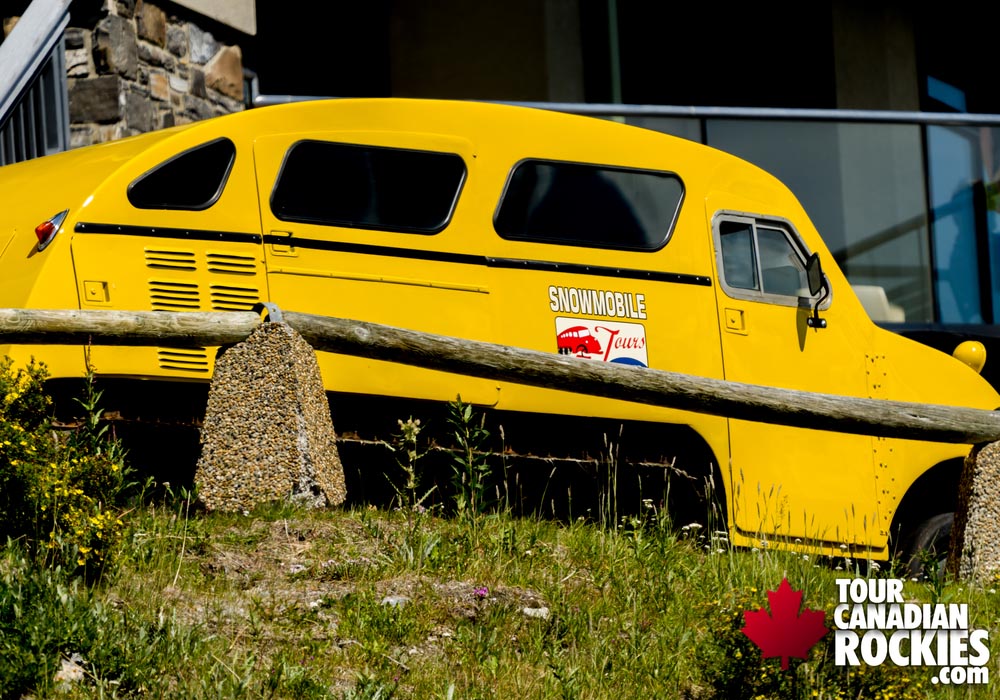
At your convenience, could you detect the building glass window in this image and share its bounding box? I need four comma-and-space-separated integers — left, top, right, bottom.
128, 138, 236, 211
925, 124, 1000, 324
270, 141, 466, 234
494, 159, 683, 251
706, 120, 932, 322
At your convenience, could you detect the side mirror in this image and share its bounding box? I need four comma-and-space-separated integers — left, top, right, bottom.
805, 252, 828, 329
806, 252, 824, 297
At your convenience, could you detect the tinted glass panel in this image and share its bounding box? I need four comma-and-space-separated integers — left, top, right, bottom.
927, 125, 994, 323
128, 138, 235, 210
758, 227, 808, 296
707, 120, 931, 322
719, 221, 757, 290
495, 160, 683, 250
270, 141, 466, 233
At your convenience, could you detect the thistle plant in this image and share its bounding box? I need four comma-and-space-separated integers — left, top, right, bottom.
387, 417, 436, 528
446, 396, 492, 517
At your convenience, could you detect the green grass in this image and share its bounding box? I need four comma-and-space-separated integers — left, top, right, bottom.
3, 496, 998, 699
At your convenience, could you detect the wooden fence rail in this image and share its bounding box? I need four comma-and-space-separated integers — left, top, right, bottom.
1, 307, 999, 444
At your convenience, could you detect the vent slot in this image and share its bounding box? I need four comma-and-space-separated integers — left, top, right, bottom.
207, 252, 256, 275
157, 347, 210, 373
149, 280, 201, 310
145, 248, 197, 271
210, 284, 260, 311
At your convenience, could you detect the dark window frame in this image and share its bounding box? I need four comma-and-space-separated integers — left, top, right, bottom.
269, 140, 467, 235
127, 137, 236, 211
493, 157, 685, 252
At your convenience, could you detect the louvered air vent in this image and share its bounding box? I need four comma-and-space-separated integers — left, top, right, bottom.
207, 252, 256, 275
148, 280, 200, 310
157, 347, 210, 373
210, 285, 260, 311
144, 248, 197, 271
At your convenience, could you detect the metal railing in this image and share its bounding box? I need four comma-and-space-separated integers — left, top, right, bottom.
0, 0, 71, 167
0, 43, 69, 166
253, 94, 1000, 126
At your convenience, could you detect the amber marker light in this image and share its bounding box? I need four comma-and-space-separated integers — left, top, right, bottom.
953, 340, 987, 374
35, 209, 69, 252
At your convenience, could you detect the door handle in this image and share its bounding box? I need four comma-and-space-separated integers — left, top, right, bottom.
268, 230, 297, 257
724, 307, 747, 335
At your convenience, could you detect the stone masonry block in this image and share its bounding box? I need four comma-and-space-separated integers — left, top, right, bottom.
205, 45, 244, 101
125, 88, 155, 131
93, 14, 137, 79
166, 24, 187, 57
138, 41, 175, 70
188, 23, 217, 64
66, 48, 91, 78
195, 322, 347, 513
190, 68, 207, 98
116, 0, 136, 19
136, 0, 167, 47
69, 75, 123, 123
149, 70, 169, 101
64, 27, 86, 50
70, 124, 98, 149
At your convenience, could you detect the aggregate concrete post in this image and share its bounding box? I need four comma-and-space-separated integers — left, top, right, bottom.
195, 321, 347, 512
947, 441, 1000, 581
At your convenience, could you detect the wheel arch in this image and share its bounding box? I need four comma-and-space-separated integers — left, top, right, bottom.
888, 457, 963, 552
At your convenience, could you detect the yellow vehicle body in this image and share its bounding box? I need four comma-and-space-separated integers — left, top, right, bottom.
0, 98, 995, 559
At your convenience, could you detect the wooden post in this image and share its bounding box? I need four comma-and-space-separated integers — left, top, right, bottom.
0, 308, 259, 346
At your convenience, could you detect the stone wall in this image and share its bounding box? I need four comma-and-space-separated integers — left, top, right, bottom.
60, 0, 246, 147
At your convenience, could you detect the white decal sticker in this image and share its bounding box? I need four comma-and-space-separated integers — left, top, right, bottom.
555, 316, 648, 367
547, 285, 646, 320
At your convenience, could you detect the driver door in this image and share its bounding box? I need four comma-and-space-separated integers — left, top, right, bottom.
711, 209, 878, 547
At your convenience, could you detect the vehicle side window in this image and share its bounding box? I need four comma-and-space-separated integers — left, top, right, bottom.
128, 138, 235, 210
719, 221, 758, 290
494, 159, 684, 251
758, 226, 809, 296
715, 214, 815, 304
270, 141, 466, 234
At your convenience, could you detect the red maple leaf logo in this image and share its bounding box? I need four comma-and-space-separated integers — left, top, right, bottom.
741, 577, 828, 670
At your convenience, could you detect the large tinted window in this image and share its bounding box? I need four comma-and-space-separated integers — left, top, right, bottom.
270, 141, 466, 234
128, 138, 235, 210
706, 120, 931, 322
494, 160, 684, 251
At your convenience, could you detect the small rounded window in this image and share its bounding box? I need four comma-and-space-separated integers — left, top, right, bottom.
128, 138, 236, 211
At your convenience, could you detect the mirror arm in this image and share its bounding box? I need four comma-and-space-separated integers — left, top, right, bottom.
807, 283, 829, 329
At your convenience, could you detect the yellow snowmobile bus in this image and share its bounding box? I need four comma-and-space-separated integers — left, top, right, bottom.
0, 98, 995, 563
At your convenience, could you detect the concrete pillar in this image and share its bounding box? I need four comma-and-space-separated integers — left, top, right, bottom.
195, 321, 347, 513
831, 2, 919, 110
947, 441, 1000, 581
